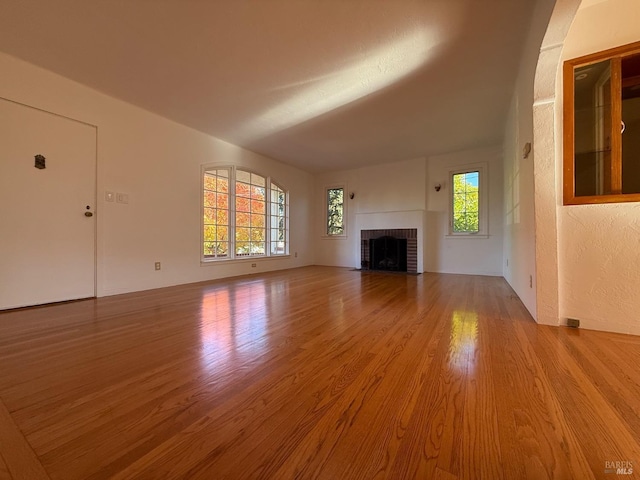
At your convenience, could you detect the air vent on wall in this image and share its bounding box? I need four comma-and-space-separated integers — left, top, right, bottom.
567, 318, 580, 328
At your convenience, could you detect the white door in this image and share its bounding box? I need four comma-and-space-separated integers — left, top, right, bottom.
0, 98, 96, 309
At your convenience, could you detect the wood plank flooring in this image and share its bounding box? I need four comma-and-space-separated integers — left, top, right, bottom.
0, 266, 639, 479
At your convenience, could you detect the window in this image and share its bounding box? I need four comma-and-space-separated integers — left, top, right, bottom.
202, 166, 288, 261
235, 170, 266, 256
563, 40, 640, 205
270, 183, 288, 255
449, 165, 487, 237
203, 168, 230, 258
326, 187, 345, 236
452, 171, 479, 233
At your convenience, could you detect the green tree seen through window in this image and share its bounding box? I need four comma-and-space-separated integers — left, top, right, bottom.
452, 171, 479, 233
327, 187, 344, 235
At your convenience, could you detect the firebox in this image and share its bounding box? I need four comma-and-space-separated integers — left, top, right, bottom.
360, 229, 417, 274
370, 236, 407, 272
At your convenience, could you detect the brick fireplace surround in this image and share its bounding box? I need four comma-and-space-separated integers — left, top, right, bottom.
360, 228, 418, 274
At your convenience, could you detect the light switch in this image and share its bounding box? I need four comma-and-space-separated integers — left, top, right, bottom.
105, 191, 115, 202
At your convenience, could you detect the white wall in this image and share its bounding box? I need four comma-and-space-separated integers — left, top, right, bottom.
314, 157, 427, 270
556, 0, 640, 335
313, 148, 504, 277
0, 52, 314, 298
502, 0, 556, 319
426, 146, 504, 276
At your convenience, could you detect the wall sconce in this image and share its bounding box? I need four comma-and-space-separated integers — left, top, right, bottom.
434, 183, 442, 192
349, 192, 355, 199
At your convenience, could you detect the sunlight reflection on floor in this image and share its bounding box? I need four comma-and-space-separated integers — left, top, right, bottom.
449, 310, 478, 373
199, 281, 268, 372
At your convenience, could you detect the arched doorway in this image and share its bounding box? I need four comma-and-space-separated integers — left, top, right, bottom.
531, 0, 581, 325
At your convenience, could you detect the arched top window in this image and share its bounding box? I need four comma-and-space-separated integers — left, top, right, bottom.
202, 166, 289, 261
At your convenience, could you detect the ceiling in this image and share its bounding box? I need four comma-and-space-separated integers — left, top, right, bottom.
0, 0, 539, 172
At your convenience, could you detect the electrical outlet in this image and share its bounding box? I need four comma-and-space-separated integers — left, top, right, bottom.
295, 252, 298, 258
529, 275, 533, 288
155, 262, 161, 271
251, 263, 256, 268
506, 258, 509, 267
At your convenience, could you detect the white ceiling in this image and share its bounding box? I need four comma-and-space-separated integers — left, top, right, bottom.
0, 0, 538, 172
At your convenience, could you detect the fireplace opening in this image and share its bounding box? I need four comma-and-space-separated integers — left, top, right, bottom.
360, 228, 417, 274
369, 236, 407, 272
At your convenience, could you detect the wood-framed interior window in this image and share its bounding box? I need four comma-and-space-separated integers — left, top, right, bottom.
563, 40, 640, 205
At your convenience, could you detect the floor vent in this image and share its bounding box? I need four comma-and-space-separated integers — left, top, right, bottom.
567, 318, 580, 328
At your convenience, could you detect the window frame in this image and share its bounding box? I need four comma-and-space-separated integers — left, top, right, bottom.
201, 165, 289, 263
202, 166, 232, 259
447, 164, 488, 238
563, 40, 640, 205
269, 181, 289, 256
324, 184, 347, 238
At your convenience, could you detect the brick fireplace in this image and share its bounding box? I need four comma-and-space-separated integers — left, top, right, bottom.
360, 228, 418, 274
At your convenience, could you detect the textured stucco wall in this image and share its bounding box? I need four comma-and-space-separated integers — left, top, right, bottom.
557, 0, 640, 335
502, 0, 557, 319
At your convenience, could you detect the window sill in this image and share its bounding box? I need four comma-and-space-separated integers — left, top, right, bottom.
563, 192, 640, 205
445, 234, 489, 239
321, 235, 348, 240
201, 254, 290, 266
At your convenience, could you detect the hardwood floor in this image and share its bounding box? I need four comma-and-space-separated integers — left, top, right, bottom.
0, 266, 639, 479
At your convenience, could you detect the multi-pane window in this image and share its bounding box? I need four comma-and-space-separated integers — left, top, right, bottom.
326, 187, 345, 236
452, 170, 480, 234
202, 166, 288, 261
235, 170, 266, 256
270, 183, 287, 255
203, 168, 230, 258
